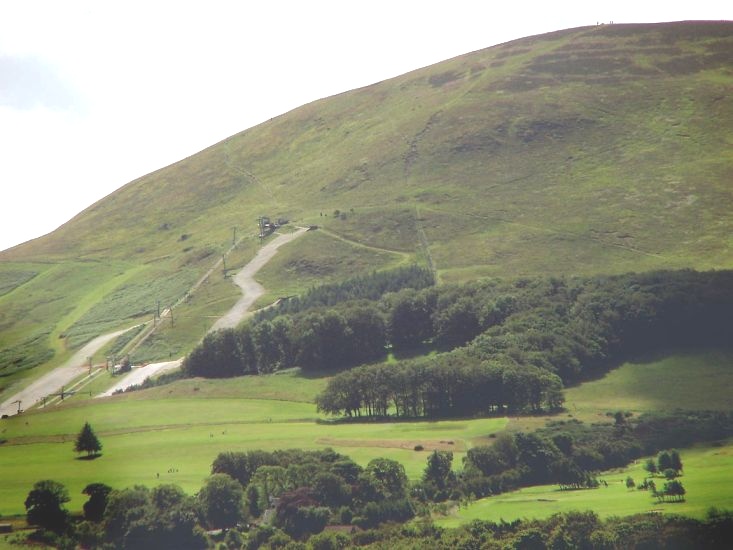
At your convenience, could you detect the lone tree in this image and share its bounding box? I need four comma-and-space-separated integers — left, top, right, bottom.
74, 422, 102, 457
24, 480, 70, 533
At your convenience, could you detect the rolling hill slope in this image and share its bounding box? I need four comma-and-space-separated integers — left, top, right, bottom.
1, 21, 732, 396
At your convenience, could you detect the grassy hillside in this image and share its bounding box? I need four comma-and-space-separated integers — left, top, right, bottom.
1, 21, 732, 392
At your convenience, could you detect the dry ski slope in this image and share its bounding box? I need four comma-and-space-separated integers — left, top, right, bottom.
1, 228, 308, 409
100, 227, 309, 395
210, 227, 309, 332
0, 328, 136, 416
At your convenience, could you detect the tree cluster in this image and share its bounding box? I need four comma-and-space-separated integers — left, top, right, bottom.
255, 264, 434, 321
454, 411, 733, 502
184, 302, 389, 376
317, 269, 733, 419
183, 269, 733, 423
210, 448, 414, 538
316, 351, 563, 418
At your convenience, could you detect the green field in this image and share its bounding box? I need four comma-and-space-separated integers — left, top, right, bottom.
435, 440, 733, 527
0, 369, 506, 517
3, 349, 732, 519
564, 349, 733, 420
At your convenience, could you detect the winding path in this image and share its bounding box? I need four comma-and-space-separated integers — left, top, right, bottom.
209, 227, 308, 332
1, 228, 309, 411
99, 227, 308, 395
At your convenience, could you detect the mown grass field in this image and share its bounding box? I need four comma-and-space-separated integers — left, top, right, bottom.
2, 349, 731, 519
435, 440, 733, 527
508, 348, 733, 434
0, 368, 506, 517
564, 349, 733, 419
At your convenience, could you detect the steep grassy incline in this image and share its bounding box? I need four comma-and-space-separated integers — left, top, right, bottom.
1, 22, 731, 387
6, 22, 731, 271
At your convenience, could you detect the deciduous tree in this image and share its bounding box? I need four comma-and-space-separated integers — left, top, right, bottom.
25, 480, 70, 533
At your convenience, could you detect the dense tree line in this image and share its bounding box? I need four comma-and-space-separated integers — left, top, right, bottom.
188, 270, 733, 388
316, 269, 733, 418
454, 411, 733, 502
210, 448, 414, 536
183, 271, 518, 378
255, 264, 434, 321
184, 302, 389, 376
316, 351, 564, 418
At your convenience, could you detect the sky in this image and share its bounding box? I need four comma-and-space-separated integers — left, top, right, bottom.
0, 1, 730, 253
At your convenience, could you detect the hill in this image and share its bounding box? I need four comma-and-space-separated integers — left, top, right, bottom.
1, 21, 732, 396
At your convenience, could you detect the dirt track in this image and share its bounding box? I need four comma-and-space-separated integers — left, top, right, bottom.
0, 228, 308, 411
98, 227, 308, 395
209, 227, 308, 332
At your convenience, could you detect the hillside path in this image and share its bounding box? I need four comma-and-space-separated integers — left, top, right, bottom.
97, 359, 182, 397
95, 227, 308, 396
0, 327, 136, 416
209, 227, 308, 332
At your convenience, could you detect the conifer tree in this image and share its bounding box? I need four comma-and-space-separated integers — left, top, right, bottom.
74, 422, 102, 457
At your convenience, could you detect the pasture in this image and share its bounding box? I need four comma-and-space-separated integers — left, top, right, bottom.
0, 369, 505, 517
564, 348, 733, 418
1, 349, 731, 519
435, 439, 733, 527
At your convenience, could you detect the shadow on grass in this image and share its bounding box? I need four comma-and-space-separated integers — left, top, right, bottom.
76, 454, 103, 461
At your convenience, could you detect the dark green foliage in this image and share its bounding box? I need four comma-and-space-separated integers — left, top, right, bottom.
103, 485, 150, 543
308, 530, 350, 550
316, 353, 564, 418
256, 265, 434, 321
423, 451, 454, 489
644, 458, 659, 475
419, 450, 457, 502
186, 270, 733, 400
82, 483, 112, 522
211, 451, 258, 486
274, 487, 328, 538
74, 422, 102, 457
364, 458, 408, 500
457, 412, 733, 503
659, 479, 686, 502
102, 484, 206, 549
24, 480, 70, 533
25, 442, 733, 548
198, 473, 245, 529
183, 328, 250, 378
354, 498, 414, 529
316, 270, 733, 419
433, 296, 481, 349
386, 288, 437, 350
312, 472, 351, 508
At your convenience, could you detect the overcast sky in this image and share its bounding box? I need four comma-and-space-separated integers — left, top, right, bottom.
0, 1, 730, 252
